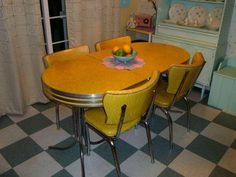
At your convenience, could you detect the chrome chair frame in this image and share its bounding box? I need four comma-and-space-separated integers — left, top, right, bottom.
154, 71, 189, 150
154, 55, 206, 150
85, 90, 156, 177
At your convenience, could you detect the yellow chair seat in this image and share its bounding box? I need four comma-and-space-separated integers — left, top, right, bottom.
154, 79, 175, 108
85, 108, 139, 137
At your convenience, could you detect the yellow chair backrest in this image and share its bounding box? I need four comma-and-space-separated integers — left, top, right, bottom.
103, 71, 160, 125
43, 45, 90, 68
95, 36, 131, 51
167, 52, 206, 99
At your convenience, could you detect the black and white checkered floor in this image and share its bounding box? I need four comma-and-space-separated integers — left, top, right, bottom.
1, 90, 236, 177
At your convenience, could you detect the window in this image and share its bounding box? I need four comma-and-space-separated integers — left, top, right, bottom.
40, 0, 69, 53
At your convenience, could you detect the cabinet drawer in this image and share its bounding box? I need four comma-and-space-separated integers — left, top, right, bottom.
157, 23, 219, 47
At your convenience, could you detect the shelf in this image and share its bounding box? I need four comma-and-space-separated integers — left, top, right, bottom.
159, 22, 219, 35
126, 27, 154, 42
175, 0, 224, 4
172, 0, 224, 5
126, 27, 154, 35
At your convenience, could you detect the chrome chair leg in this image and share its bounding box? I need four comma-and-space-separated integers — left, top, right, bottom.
183, 97, 190, 132
76, 108, 86, 177
48, 109, 77, 150
55, 104, 60, 129
142, 121, 155, 163
109, 140, 121, 177
84, 124, 91, 155
72, 109, 79, 138
162, 108, 173, 150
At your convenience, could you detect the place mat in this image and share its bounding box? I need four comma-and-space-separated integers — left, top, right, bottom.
102, 56, 145, 70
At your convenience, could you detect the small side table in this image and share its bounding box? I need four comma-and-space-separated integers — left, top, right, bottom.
126, 27, 155, 43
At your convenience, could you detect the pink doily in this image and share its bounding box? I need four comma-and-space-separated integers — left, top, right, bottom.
102, 56, 145, 70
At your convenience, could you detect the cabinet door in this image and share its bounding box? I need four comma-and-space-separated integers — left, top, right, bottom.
153, 36, 215, 87
185, 45, 215, 87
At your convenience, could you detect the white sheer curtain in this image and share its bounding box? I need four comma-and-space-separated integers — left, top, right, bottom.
0, 0, 47, 116
66, 0, 120, 50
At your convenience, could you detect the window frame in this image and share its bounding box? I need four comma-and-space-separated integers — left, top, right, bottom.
40, 0, 69, 54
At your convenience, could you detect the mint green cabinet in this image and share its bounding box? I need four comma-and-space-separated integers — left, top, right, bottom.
152, 0, 235, 99
208, 59, 236, 115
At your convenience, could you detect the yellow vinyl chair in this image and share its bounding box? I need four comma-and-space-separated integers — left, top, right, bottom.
43, 45, 90, 68
95, 36, 131, 51
154, 52, 205, 149
84, 71, 160, 177
42, 45, 90, 129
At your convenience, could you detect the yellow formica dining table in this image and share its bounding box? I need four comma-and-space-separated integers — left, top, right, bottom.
41, 42, 189, 177
42, 42, 190, 107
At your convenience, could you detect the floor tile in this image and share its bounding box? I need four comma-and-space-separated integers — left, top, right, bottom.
148, 113, 168, 134
218, 148, 236, 174
187, 135, 227, 163
1, 100, 236, 177
42, 105, 72, 123
201, 122, 236, 146
60, 116, 74, 135
191, 103, 221, 121
120, 125, 156, 149
121, 151, 166, 177
231, 139, 236, 149
141, 135, 183, 165
209, 166, 236, 177
213, 112, 236, 131
0, 115, 14, 130
0, 169, 19, 177
154, 107, 185, 122
159, 123, 198, 148
0, 154, 11, 174
8, 106, 39, 123
0, 124, 27, 149
46, 137, 81, 167
174, 99, 197, 111
52, 169, 73, 177
14, 152, 62, 177
88, 128, 105, 150
105, 170, 128, 177
169, 150, 215, 177
200, 95, 210, 105
188, 88, 206, 103
1, 137, 43, 167
158, 167, 184, 177
30, 124, 70, 150
175, 113, 210, 133
94, 139, 137, 166
17, 113, 53, 135
14, 151, 62, 177
66, 151, 114, 177
32, 102, 55, 112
